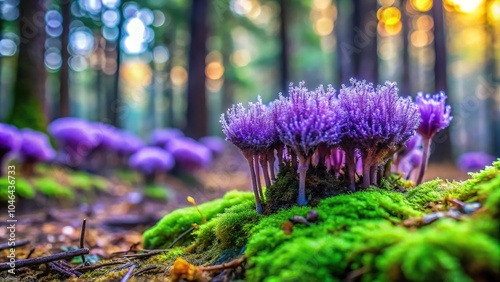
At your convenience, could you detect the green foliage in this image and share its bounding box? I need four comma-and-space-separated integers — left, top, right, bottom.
0, 177, 35, 200
6, 88, 46, 132
33, 177, 74, 200
144, 185, 169, 201
68, 171, 108, 191
142, 191, 255, 249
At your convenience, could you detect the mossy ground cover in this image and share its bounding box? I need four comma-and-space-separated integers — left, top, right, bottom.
142, 161, 500, 282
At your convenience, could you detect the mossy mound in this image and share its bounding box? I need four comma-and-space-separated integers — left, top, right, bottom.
143, 191, 255, 249
32, 177, 75, 200
142, 160, 500, 282
144, 185, 169, 201
264, 164, 347, 214
67, 171, 108, 191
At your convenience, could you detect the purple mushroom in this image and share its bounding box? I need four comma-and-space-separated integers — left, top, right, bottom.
0, 123, 20, 176
19, 129, 55, 175
129, 146, 175, 184
457, 152, 496, 172
221, 97, 277, 213
199, 136, 226, 157
117, 131, 144, 156
415, 92, 452, 184
48, 118, 99, 166
338, 79, 420, 189
273, 82, 344, 205
166, 137, 212, 171
150, 128, 184, 147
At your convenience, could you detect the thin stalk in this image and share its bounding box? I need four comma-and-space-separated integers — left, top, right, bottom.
416, 138, 431, 185
253, 155, 263, 201
267, 151, 276, 182
362, 154, 371, 189
370, 164, 377, 185
345, 148, 356, 192
246, 154, 262, 213
297, 155, 309, 206
384, 157, 393, 178
291, 151, 298, 168
259, 153, 271, 188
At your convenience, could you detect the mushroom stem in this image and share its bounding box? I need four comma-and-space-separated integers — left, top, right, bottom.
345, 148, 356, 192
370, 164, 378, 185
245, 154, 262, 213
260, 153, 272, 188
253, 155, 264, 201
416, 137, 431, 185
267, 151, 276, 182
362, 154, 371, 189
297, 155, 310, 206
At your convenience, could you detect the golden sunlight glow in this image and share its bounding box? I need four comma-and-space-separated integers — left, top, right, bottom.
120, 61, 152, 87
447, 0, 484, 13
170, 66, 188, 86
379, 7, 401, 25
410, 0, 432, 12
488, 1, 500, 22
206, 51, 222, 64
231, 49, 251, 67
415, 15, 434, 31
314, 17, 334, 36
313, 0, 331, 10
385, 21, 402, 35
411, 30, 432, 47
206, 62, 225, 80
379, 0, 395, 7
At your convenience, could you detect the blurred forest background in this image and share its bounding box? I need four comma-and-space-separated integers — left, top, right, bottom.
0, 0, 499, 163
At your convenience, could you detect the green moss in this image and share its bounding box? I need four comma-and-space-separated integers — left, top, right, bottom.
0, 177, 36, 200
264, 164, 346, 214
139, 160, 500, 282
68, 171, 108, 191
376, 219, 500, 282
144, 185, 169, 201
33, 177, 74, 200
143, 190, 255, 249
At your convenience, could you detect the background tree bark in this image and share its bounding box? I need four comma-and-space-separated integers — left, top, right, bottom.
279, 0, 289, 93
7, 0, 47, 131
430, 0, 453, 162
185, 0, 209, 139
59, 0, 71, 118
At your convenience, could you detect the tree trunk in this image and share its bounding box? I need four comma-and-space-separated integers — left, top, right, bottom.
353, 0, 378, 82
110, 2, 124, 127
7, 0, 47, 131
401, 0, 411, 96
485, 0, 499, 156
279, 0, 289, 93
335, 0, 355, 85
430, 0, 453, 162
59, 0, 71, 117
185, 0, 209, 139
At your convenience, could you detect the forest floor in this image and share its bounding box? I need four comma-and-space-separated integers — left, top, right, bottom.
0, 148, 469, 281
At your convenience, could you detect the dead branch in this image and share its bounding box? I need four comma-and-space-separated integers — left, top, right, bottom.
120, 264, 136, 282
79, 219, 87, 264
0, 248, 89, 272
199, 256, 246, 272
0, 239, 30, 251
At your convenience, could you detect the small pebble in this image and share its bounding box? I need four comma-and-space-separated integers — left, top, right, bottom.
306, 210, 319, 222
462, 202, 481, 214
422, 211, 445, 224
446, 209, 462, 218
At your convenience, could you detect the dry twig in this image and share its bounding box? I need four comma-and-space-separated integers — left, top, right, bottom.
0, 248, 89, 272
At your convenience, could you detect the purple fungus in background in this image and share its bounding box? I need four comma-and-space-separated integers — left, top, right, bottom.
166, 137, 212, 171
129, 146, 175, 184
457, 152, 496, 172
92, 123, 122, 152
49, 118, 99, 166
150, 128, 184, 147
402, 149, 423, 181
395, 134, 422, 172
221, 97, 277, 213
19, 129, 55, 175
339, 79, 420, 189
0, 123, 20, 175
117, 131, 144, 156
415, 92, 452, 185
199, 136, 226, 157
273, 82, 344, 205
326, 148, 345, 176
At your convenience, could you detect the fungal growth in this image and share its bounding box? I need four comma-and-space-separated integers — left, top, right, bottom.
18, 129, 55, 176
129, 146, 175, 185
220, 79, 451, 212
0, 123, 20, 176
415, 92, 452, 184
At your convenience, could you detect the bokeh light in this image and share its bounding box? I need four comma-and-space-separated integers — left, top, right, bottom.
46, 10, 63, 37
69, 27, 94, 56
206, 62, 225, 80
447, 0, 484, 13
314, 17, 334, 36
120, 61, 152, 87
0, 38, 17, 56
231, 49, 251, 67
489, 1, 500, 22
410, 0, 433, 12
45, 48, 62, 71
170, 66, 188, 86
102, 9, 120, 27
1, 0, 19, 21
